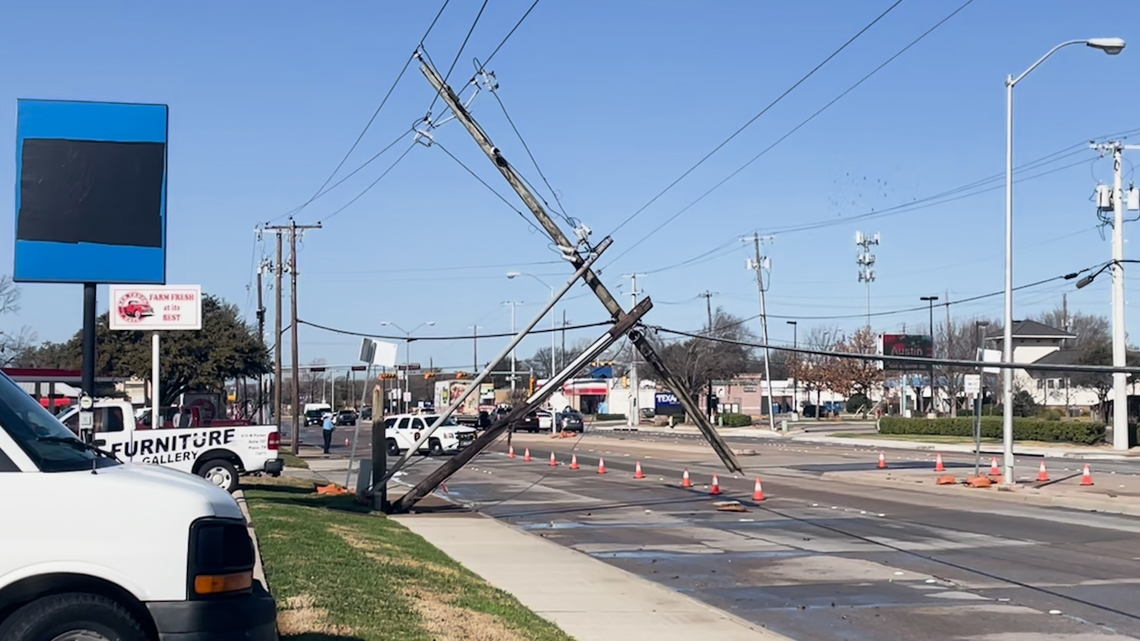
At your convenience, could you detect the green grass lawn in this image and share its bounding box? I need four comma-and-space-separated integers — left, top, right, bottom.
831, 432, 1101, 448
246, 483, 575, 641
278, 452, 309, 469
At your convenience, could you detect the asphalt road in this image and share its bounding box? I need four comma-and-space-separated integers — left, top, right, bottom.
387, 430, 1140, 641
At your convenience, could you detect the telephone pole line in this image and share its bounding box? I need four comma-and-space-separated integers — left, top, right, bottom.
416, 51, 741, 474
265, 220, 321, 454
745, 233, 777, 432
255, 252, 268, 423
698, 290, 717, 332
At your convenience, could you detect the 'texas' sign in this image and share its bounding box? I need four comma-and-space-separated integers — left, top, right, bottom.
109, 285, 202, 331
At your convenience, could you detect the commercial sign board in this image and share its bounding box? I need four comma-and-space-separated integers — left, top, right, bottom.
109, 285, 202, 330
14, 99, 168, 284
654, 391, 685, 416
880, 334, 932, 371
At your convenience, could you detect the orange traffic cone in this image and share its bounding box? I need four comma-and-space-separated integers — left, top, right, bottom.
710, 474, 722, 495
549, 452, 558, 467
1081, 464, 1094, 486
753, 478, 766, 501
681, 468, 693, 488
508, 445, 516, 459
597, 457, 607, 474
1037, 460, 1050, 482
634, 461, 645, 479
934, 453, 945, 472
524, 448, 532, 462
990, 457, 1000, 476
570, 454, 580, 470
877, 452, 888, 469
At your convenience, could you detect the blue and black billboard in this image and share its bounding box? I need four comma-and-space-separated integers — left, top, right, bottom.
14, 99, 168, 284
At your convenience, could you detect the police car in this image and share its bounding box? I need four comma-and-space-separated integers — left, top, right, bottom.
381, 413, 477, 456
57, 398, 283, 492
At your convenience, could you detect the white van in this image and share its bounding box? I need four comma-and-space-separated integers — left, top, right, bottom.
0, 372, 277, 640
303, 402, 332, 426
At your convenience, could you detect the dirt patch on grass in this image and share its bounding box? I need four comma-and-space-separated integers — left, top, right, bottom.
330, 524, 462, 579
277, 594, 357, 637
406, 588, 527, 641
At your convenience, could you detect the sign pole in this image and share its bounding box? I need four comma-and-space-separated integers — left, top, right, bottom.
152, 332, 161, 428
81, 283, 97, 441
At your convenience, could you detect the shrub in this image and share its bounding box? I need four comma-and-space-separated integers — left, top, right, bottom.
878, 416, 1105, 445
846, 393, 869, 414
720, 413, 753, 427
1035, 408, 1064, 421
594, 413, 626, 421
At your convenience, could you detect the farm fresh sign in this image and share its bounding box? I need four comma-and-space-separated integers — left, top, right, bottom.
109, 285, 202, 330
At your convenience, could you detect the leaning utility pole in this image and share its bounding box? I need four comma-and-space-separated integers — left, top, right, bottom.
624, 273, 646, 427
417, 52, 740, 472
746, 233, 777, 432
265, 219, 321, 454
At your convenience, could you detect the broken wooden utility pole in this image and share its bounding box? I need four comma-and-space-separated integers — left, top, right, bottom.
392, 297, 655, 513
416, 51, 741, 473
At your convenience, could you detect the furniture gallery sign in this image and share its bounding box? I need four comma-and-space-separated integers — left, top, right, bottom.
109, 285, 202, 330
880, 334, 933, 371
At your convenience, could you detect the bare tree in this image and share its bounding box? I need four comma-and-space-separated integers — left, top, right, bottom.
0, 276, 35, 365
652, 308, 757, 408
826, 327, 883, 406
935, 315, 1000, 417
788, 325, 840, 418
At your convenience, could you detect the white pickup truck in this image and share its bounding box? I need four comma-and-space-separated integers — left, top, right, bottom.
0, 371, 277, 640
380, 413, 477, 456
57, 399, 283, 492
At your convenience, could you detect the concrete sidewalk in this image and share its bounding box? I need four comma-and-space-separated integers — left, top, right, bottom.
393, 512, 792, 641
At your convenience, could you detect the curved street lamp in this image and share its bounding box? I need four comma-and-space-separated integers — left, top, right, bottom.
381, 320, 435, 412
1002, 37, 1125, 483
507, 271, 557, 379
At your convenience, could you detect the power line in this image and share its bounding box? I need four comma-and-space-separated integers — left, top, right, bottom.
604, 0, 977, 269
271, 0, 452, 225
427, 0, 490, 117
317, 141, 418, 223
491, 90, 572, 225
701, 263, 1096, 329
608, 0, 905, 238
434, 140, 545, 235
477, 0, 542, 72
308, 259, 561, 276
299, 318, 612, 341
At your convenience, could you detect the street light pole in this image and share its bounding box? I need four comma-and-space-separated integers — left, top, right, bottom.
1003, 37, 1125, 484
507, 272, 556, 380
787, 320, 798, 417
921, 296, 939, 415
974, 320, 990, 477
502, 302, 521, 392
381, 320, 435, 413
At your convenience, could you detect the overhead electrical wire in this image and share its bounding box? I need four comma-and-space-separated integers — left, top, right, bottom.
266, 0, 452, 225
427, 0, 490, 117
299, 318, 612, 341
491, 89, 573, 225
476, 0, 543, 74
309, 259, 561, 276
693, 262, 1097, 330
434, 140, 546, 235
603, 0, 978, 270
317, 141, 419, 223
608, 0, 905, 237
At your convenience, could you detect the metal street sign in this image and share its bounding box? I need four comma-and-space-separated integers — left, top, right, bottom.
963, 374, 981, 395
359, 338, 376, 363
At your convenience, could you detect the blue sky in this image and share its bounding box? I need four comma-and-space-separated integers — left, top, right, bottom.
1, 0, 1139, 372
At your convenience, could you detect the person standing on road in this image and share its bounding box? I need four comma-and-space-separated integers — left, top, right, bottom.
322, 413, 335, 454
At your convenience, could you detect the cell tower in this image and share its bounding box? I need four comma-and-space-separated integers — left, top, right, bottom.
856, 231, 880, 329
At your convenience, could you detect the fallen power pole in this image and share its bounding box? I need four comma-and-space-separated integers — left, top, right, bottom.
416, 52, 741, 473
391, 297, 654, 513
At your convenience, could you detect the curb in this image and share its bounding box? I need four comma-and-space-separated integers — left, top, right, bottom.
818, 470, 1140, 517
233, 490, 270, 593
791, 434, 1137, 460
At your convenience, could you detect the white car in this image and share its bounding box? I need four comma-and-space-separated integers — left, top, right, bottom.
536, 409, 554, 431
382, 413, 477, 456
